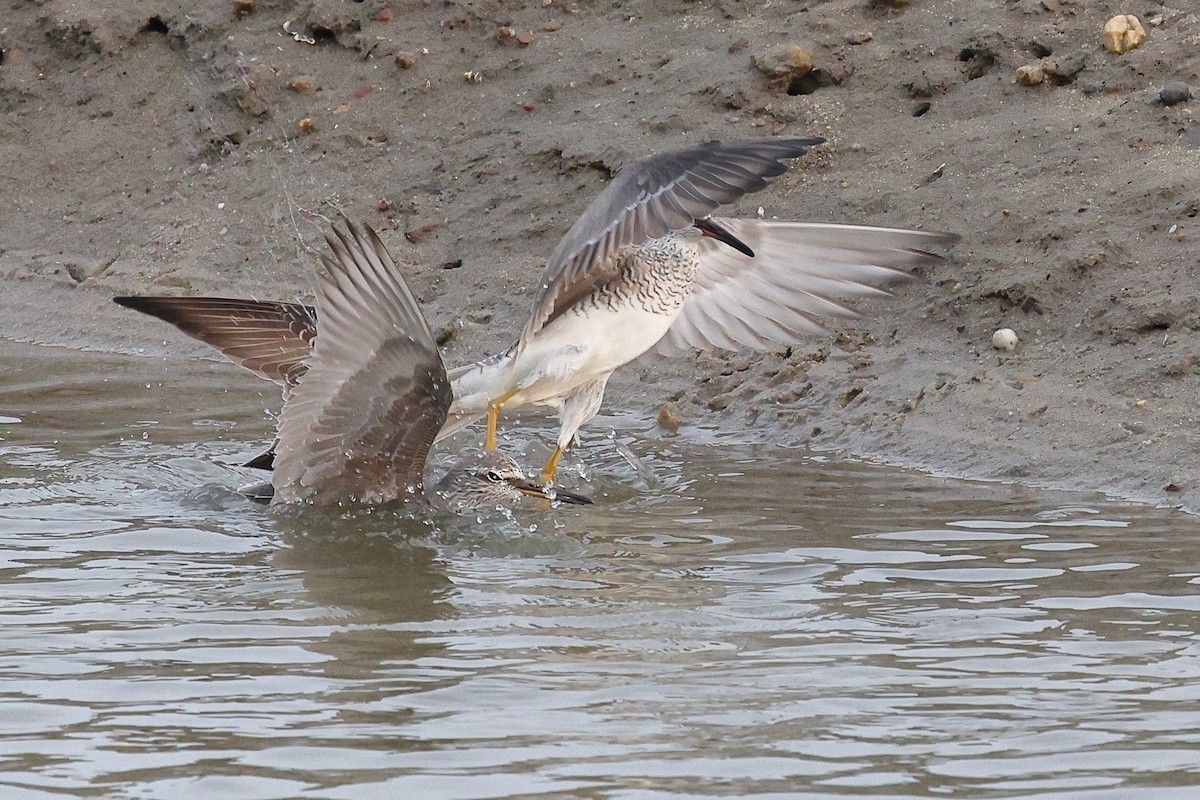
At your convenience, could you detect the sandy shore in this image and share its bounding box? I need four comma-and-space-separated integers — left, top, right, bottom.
2, 1, 1197, 511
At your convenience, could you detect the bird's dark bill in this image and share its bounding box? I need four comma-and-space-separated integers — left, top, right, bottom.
695, 218, 755, 258
548, 487, 594, 506
511, 479, 594, 506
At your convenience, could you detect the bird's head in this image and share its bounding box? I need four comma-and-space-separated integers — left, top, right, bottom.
435, 451, 593, 509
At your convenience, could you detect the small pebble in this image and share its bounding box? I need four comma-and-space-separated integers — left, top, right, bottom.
1103, 14, 1146, 54
992, 328, 1019, 352
233, 0, 254, 18
287, 75, 317, 92
657, 403, 680, 435
1159, 82, 1192, 107
394, 51, 419, 69
1016, 63, 1045, 86
752, 44, 814, 79
298, 117, 315, 134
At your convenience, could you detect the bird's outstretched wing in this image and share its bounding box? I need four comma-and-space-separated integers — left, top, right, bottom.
272, 221, 450, 505
520, 137, 825, 345
658, 218, 958, 352
112, 296, 316, 388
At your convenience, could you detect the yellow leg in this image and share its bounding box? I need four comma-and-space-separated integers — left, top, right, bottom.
540, 445, 564, 483
484, 388, 518, 451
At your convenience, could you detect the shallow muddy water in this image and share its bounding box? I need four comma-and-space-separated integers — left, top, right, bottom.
1, 340, 1198, 799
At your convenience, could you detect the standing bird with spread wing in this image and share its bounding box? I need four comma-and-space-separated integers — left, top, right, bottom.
441, 137, 959, 481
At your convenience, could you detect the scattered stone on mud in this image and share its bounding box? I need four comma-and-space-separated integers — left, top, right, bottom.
657, 403, 681, 435
1103, 14, 1146, 54
233, 0, 254, 18
1015, 53, 1085, 87
752, 44, 814, 80
496, 27, 536, 46
3, 0, 1200, 514
1159, 83, 1192, 107
1016, 63, 1045, 86
992, 328, 1019, 352
405, 222, 442, 243
287, 75, 317, 93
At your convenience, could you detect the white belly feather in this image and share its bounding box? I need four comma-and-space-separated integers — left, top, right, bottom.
450, 302, 680, 412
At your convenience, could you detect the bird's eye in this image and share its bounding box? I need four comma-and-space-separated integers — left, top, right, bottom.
484, 470, 502, 483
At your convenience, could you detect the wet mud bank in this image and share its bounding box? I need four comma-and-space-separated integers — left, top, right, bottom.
2, 1, 1197, 511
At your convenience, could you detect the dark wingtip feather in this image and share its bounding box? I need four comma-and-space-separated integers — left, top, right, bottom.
112, 295, 188, 324
243, 447, 276, 471
113, 295, 154, 312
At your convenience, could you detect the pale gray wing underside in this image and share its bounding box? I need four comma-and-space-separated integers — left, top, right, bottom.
658, 218, 959, 353
272, 221, 450, 505
520, 137, 826, 345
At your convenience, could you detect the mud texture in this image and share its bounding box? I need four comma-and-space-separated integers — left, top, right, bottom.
2, 1, 1198, 511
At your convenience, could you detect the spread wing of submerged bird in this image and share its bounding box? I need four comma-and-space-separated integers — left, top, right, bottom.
443, 136, 959, 481
269, 220, 452, 504
115, 221, 590, 508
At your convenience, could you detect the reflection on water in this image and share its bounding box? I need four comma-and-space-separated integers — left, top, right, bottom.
2, 340, 1199, 799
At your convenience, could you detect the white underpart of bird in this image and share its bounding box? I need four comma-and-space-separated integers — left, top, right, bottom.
436, 137, 960, 481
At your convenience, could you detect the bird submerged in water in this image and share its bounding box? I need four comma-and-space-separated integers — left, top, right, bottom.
440, 136, 960, 481
114, 221, 591, 510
